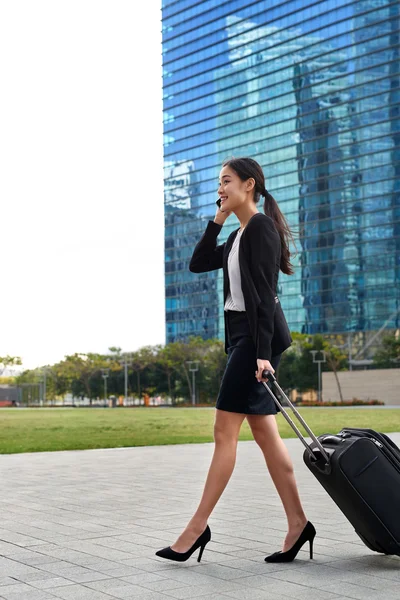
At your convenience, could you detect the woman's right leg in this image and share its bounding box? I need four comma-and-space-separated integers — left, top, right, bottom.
170, 408, 246, 552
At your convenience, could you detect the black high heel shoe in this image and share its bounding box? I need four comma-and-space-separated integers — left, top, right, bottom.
155, 525, 211, 563
265, 521, 316, 563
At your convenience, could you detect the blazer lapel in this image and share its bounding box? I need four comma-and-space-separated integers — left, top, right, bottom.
223, 229, 239, 303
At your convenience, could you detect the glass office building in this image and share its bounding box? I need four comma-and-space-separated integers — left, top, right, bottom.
162, 0, 400, 357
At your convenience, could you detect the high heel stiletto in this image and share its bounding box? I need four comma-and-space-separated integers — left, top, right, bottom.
265, 521, 316, 563
155, 525, 211, 563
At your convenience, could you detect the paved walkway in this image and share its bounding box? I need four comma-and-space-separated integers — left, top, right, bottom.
1, 434, 400, 600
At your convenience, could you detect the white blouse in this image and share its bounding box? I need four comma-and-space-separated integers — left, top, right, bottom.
224, 228, 246, 312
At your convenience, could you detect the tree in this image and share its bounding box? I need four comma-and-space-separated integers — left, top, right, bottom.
62, 353, 105, 404
155, 343, 177, 401
277, 332, 318, 394
373, 333, 400, 368
131, 346, 157, 398
0, 355, 22, 376
276, 347, 298, 395
201, 339, 227, 403
321, 335, 349, 402
277, 333, 346, 401
158, 337, 202, 401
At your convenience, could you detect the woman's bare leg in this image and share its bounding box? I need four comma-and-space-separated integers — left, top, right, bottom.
170, 408, 246, 552
246, 413, 308, 552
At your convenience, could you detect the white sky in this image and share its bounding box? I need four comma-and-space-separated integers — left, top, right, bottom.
1, 1, 165, 372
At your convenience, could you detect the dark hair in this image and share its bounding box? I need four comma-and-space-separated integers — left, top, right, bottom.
222, 156, 297, 276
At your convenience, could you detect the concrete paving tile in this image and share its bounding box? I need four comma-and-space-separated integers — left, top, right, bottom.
0, 584, 33, 596
227, 573, 276, 588
38, 564, 93, 577
0, 544, 32, 558
0, 562, 38, 580
94, 566, 147, 578
0, 583, 59, 599
164, 596, 237, 600
86, 578, 164, 598
218, 588, 294, 600
2, 591, 59, 600
48, 584, 119, 599
35, 549, 99, 563
197, 557, 285, 575
120, 557, 175, 572
0, 580, 19, 589
85, 578, 155, 597
71, 558, 124, 571
328, 556, 400, 580
0, 533, 45, 550
314, 580, 400, 600
52, 585, 112, 600
331, 571, 400, 591
160, 580, 259, 599
62, 571, 113, 584
8, 571, 54, 584
3, 554, 61, 568
180, 563, 253, 580
267, 568, 342, 589
59, 541, 136, 562
17, 545, 59, 555
224, 549, 268, 559
28, 577, 75, 590
199, 550, 241, 563
246, 579, 345, 600
135, 578, 191, 592
161, 569, 228, 586
121, 572, 168, 585
122, 592, 179, 600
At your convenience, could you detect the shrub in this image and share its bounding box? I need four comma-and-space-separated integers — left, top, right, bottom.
296, 398, 384, 406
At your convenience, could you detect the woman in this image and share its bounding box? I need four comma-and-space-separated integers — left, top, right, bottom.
156, 157, 316, 564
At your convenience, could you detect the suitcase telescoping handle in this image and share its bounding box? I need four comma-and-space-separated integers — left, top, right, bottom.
261, 369, 330, 465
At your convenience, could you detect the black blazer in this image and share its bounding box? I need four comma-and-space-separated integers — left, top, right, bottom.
189, 212, 293, 360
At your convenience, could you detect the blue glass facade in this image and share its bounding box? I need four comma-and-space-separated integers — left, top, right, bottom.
162, 0, 400, 349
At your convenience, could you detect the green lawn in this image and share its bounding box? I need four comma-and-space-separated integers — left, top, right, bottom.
0, 407, 399, 454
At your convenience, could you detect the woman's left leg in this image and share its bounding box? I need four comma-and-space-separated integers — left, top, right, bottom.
246, 411, 308, 553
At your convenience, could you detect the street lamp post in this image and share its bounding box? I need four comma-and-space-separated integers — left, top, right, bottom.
36, 366, 54, 406
310, 350, 326, 402
185, 361, 200, 406
119, 353, 133, 406
43, 368, 47, 404
101, 368, 110, 406
35, 371, 45, 406
34, 379, 42, 406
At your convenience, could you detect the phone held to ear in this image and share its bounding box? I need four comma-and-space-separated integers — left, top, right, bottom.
216, 198, 222, 209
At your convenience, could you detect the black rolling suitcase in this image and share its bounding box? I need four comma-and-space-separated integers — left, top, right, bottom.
261, 369, 400, 556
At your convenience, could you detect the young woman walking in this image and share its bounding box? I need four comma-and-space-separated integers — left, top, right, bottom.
155, 157, 316, 564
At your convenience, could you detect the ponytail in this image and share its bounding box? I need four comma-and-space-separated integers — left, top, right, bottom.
260, 187, 298, 276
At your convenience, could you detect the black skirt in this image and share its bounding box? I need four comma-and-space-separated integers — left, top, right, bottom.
216, 310, 282, 415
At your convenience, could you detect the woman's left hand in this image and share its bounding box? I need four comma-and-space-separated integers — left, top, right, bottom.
255, 358, 275, 382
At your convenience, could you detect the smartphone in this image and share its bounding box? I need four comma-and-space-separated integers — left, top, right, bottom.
216, 198, 222, 209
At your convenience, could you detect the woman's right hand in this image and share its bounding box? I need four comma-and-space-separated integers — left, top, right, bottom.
214, 202, 232, 225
